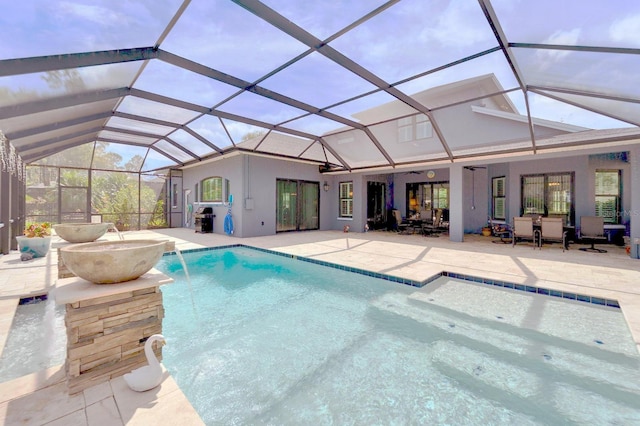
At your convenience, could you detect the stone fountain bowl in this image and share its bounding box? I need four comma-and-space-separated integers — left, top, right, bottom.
59, 239, 167, 284
53, 222, 113, 243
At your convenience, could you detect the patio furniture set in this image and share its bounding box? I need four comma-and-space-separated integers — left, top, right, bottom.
507, 215, 609, 252
392, 209, 449, 237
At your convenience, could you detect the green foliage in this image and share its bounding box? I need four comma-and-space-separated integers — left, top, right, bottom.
91, 171, 165, 229
26, 141, 168, 230
125, 155, 144, 172
23, 222, 51, 238
147, 199, 168, 228
60, 169, 88, 186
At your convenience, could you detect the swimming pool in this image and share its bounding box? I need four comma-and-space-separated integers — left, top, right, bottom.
157, 246, 640, 425
0, 296, 66, 383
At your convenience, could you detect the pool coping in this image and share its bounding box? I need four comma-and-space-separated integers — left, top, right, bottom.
164, 244, 621, 310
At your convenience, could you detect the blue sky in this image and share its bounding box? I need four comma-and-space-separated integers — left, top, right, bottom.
2, 0, 639, 170
2, 1, 637, 122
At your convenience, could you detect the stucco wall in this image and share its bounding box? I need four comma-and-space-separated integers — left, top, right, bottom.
241, 155, 334, 237
182, 155, 244, 236
183, 154, 334, 237
181, 150, 632, 239
499, 153, 630, 228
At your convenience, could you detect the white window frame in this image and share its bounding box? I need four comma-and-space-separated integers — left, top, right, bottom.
595, 169, 621, 224
415, 114, 433, 139
200, 176, 229, 203
339, 181, 353, 218
398, 115, 433, 143
397, 117, 413, 143
492, 176, 506, 220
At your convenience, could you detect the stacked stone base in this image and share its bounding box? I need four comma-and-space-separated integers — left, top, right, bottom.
64, 286, 164, 394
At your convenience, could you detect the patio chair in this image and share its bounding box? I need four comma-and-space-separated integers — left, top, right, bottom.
488, 217, 511, 244
422, 208, 443, 237
392, 209, 411, 234
539, 217, 567, 251
579, 216, 608, 253
512, 216, 538, 248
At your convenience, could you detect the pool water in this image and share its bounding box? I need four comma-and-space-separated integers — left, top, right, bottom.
0, 297, 66, 383
157, 247, 640, 425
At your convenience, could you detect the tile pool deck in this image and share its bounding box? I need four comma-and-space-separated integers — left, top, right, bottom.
0, 228, 639, 424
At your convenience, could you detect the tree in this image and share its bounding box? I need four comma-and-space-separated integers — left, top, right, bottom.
26, 144, 168, 229
241, 129, 267, 142
41, 69, 87, 92
125, 155, 144, 172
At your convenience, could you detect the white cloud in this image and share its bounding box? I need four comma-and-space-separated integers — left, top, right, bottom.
56, 1, 125, 27
421, 0, 491, 48
535, 28, 581, 68
545, 28, 581, 45
609, 14, 640, 43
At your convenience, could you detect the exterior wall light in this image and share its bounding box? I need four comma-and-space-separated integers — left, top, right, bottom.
323, 181, 330, 192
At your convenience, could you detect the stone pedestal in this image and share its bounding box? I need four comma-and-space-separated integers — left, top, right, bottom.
57, 247, 75, 279
54, 270, 173, 394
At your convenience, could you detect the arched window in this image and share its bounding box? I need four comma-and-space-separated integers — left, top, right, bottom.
201, 176, 224, 202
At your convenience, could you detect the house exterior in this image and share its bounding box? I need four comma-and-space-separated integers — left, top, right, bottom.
180, 75, 640, 252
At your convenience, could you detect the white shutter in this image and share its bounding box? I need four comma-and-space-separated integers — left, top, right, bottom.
494, 197, 505, 220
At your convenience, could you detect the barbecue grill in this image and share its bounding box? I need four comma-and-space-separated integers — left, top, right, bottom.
194, 206, 215, 233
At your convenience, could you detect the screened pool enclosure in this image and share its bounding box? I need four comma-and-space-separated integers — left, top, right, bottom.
1, 0, 640, 252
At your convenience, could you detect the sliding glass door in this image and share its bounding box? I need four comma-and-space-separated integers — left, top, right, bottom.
521, 172, 574, 225
406, 181, 449, 221
276, 179, 319, 232
299, 181, 319, 230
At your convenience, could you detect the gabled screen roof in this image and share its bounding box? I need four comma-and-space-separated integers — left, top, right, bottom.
1, 0, 638, 173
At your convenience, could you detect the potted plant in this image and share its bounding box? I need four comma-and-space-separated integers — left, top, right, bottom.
16, 222, 52, 258
481, 223, 493, 237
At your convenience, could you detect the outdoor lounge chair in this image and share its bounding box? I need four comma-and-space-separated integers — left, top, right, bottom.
512, 216, 538, 248
392, 209, 411, 234
539, 217, 567, 251
579, 216, 608, 253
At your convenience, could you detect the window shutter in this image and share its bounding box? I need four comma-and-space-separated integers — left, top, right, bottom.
339, 182, 353, 217
494, 197, 505, 219
493, 177, 505, 197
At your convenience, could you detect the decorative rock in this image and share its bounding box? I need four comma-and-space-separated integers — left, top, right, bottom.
20, 252, 34, 261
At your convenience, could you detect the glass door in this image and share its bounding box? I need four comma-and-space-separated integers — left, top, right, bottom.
367, 182, 386, 228
299, 182, 319, 230
276, 179, 297, 232
276, 179, 319, 232
546, 173, 573, 224
406, 181, 449, 221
